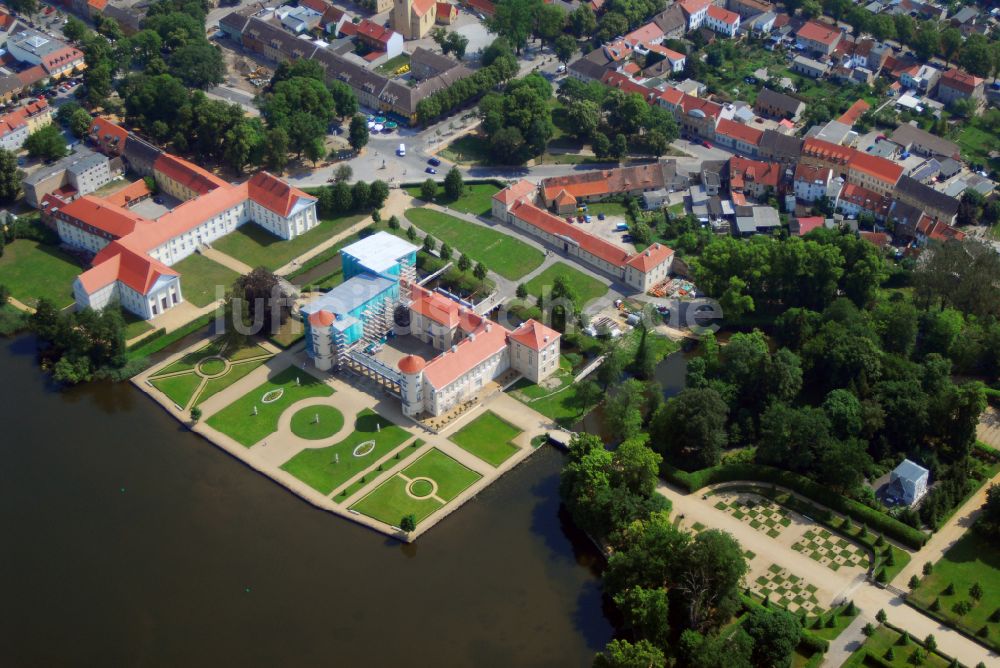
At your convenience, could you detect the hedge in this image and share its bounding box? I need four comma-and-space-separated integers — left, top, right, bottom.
663, 463, 928, 549
127, 312, 218, 362
740, 593, 830, 654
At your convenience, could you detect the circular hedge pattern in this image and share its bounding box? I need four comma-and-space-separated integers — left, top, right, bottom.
407, 477, 436, 499
289, 405, 345, 440
197, 357, 228, 377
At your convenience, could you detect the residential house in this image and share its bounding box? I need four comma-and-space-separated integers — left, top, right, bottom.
88, 116, 129, 157
846, 152, 904, 196
280, 5, 322, 33
652, 5, 688, 39
753, 87, 805, 121
624, 22, 665, 49
793, 163, 832, 202
299, 0, 352, 32
748, 11, 776, 35
0, 99, 51, 152
795, 20, 842, 55
936, 67, 985, 110
568, 48, 615, 82
727, 0, 772, 19
837, 99, 870, 127
890, 123, 960, 160
898, 63, 941, 93
645, 43, 686, 74
791, 55, 828, 78
758, 129, 803, 164
714, 118, 763, 156
436, 1, 458, 23
790, 216, 827, 236
705, 5, 741, 37
916, 218, 965, 244
734, 205, 781, 236
355, 19, 404, 60
728, 156, 782, 201
836, 182, 890, 220
893, 175, 960, 224
679, 0, 712, 31
540, 163, 671, 213
889, 459, 929, 506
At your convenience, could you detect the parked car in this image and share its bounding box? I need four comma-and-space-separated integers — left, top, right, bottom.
427, 157, 440, 166
425, 167, 436, 174
598, 213, 605, 220
703, 140, 713, 149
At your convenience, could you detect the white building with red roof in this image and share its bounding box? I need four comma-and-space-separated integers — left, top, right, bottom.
0, 98, 51, 151
679, 0, 712, 31
936, 67, 985, 109
795, 20, 842, 55
492, 180, 674, 292
705, 5, 740, 37
58, 123, 318, 319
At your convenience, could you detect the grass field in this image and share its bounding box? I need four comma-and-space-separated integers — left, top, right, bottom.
152, 340, 227, 376
196, 357, 269, 406
212, 213, 365, 271
171, 253, 239, 307
289, 404, 345, 440
374, 53, 409, 75
957, 122, 1000, 171
206, 366, 332, 447
149, 339, 273, 408
523, 262, 609, 310
438, 134, 491, 165
401, 448, 482, 501
404, 183, 500, 217
351, 475, 443, 526
909, 531, 1000, 648
0, 239, 82, 308
123, 311, 153, 340
150, 373, 203, 408
510, 356, 589, 427
280, 409, 411, 494
583, 202, 628, 218
842, 626, 954, 668
450, 411, 521, 467
404, 208, 544, 280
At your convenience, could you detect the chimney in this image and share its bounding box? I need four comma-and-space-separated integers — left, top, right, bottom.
451, 345, 457, 353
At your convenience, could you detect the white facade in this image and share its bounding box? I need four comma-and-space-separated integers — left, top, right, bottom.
705, 8, 740, 37
0, 123, 28, 151
68, 158, 113, 196
510, 337, 559, 383
74, 273, 183, 319
794, 172, 832, 202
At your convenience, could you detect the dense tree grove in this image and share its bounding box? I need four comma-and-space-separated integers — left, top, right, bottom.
415, 39, 519, 124
558, 78, 679, 159
479, 73, 554, 164
28, 300, 129, 384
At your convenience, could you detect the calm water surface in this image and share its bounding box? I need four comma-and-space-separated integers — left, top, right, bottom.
0, 336, 612, 667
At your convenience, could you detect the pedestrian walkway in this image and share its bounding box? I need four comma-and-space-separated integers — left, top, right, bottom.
821, 615, 870, 668
199, 247, 253, 275
6, 296, 35, 314
273, 212, 378, 276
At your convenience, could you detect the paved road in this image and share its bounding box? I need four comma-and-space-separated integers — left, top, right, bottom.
206, 84, 260, 116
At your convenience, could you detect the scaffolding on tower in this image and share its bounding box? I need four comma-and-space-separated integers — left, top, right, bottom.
399, 260, 416, 303
360, 297, 392, 349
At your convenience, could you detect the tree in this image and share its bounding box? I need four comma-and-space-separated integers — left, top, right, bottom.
24, 125, 68, 162
605, 379, 647, 442
67, 107, 93, 139
592, 639, 665, 668
423, 234, 437, 253
0, 149, 23, 203
473, 262, 488, 285
909, 575, 920, 589
940, 28, 962, 64
485, 0, 541, 53
876, 609, 887, 623
650, 388, 728, 470
399, 514, 416, 532
421, 178, 437, 201
439, 243, 451, 262
265, 128, 289, 173
613, 586, 669, 647
348, 114, 369, 152
335, 164, 353, 183
227, 268, 291, 339
169, 41, 225, 88
744, 607, 802, 668
971, 582, 984, 600
554, 34, 578, 64
190, 407, 202, 422
516, 283, 528, 299
674, 530, 748, 630
63, 16, 89, 42
569, 5, 597, 37
924, 634, 937, 652
458, 253, 471, 272
406, 226, 418, 242
444, 166, 464, 200
387, 215, 400, 230
913, 23, 940, 61
368, 180, 389, 209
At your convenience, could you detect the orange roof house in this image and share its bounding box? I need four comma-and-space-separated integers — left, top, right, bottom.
436, 1, 457, 23
508, 319, 560, 352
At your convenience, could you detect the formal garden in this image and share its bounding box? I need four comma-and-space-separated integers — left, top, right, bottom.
148, 338, 274, 410
280, 409, 411, 495
908, 531, 1000, 652
351, 448, 482, 528
449, 410, 521, 467
751, 564, 821, 616
792, 529, 867, 573
714, 494, 793, 539
204, 365, 332, 447
403, 208, 544, 280
843, 624, 962, 668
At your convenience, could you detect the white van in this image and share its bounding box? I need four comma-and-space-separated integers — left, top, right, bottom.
398, 143, 406, 156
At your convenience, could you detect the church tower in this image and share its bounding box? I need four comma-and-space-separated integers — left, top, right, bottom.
392, 0, 414, 40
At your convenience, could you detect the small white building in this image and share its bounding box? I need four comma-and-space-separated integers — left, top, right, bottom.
705, 5, 741, 37
889, 459, 930, 506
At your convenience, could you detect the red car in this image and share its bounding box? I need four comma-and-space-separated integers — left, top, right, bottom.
703, 140, 713, 149
565, 216, 573, 224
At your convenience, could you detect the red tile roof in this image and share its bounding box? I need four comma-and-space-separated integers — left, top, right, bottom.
797, 20, 841, 46
794, 163, 830, 183
510, 201, 633, 267
646, 43, 685, 61
79, 242, 178, 295
793, 216, 825, 236
847, 151, 903, 186
624, 22, 664, 45
625, 242, 674, 272
917, 219, 965, 242
89, 116, 128, 153
492, 179, 535, 206
707, 5, 740, 24
839, 182, 889, 216
104, 179, 151, 208
802, 137, 855, 165
464, 0, 496, 16
309, 309, 335, 327
40, 46, 84, 74
729, 156, 782, 187
410, 289, 460, 328
715, 118, 763, 146
355, 18, 397, 46
398, 354, 426, 374
412, 0, 436, 17
679, 0, 712, 15
508, 319, 560, 351
153, 154, 228, 195
678, 92, 722, 119
423, 320, 510, 389
55, 195, 146, 238
247, 171, 316, 217
859, 231, 890, 247
837, 99, 870, 126
600, 70, 651, 98
940, 67, 983, 95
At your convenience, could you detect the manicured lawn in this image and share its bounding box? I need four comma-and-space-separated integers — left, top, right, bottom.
212, 213, 365, 271
909, 531, 1000, 648
171, 253, 239, 307
289, 404, 345, 440
150, 373, 203, 408
584, 202, 628, 218
450, 411, 521, 467
404, 183, 500, 216
401, 447, 482, 501
510, 356, 589, 427
523, 262, 609, 310
438, 134, 490, 165
206, 366, 332, 447
351, 475, 444, 526
375, 53, 410, 75
0, 239, 82, 308
123, 312, 153, 340
280, 409, 411, 494
336, 439, 425, 502
195, 356, 270, 406
152, 339, 226, 376
957, 122, 1000, 171
842, 626, 954, 668
404, 208, 544, 280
